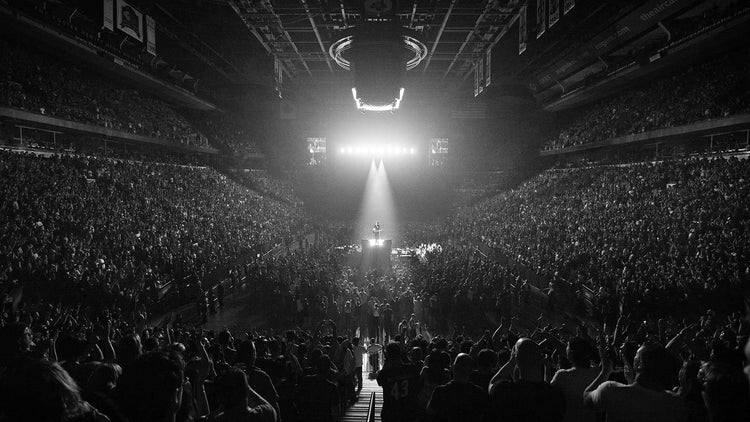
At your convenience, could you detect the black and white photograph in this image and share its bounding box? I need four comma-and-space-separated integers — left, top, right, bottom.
0, 1, 749, 422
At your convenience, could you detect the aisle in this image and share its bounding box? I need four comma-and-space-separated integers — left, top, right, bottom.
341, 373, 382, 422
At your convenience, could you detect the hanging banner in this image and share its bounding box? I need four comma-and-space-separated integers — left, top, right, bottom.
536, 0, 546, 39
485, 49, 492, 87
564, 0, 575, 15
146, 15, 156, 55
518, 5, 527, 54
549, 0, 560, 28
478, 58, 484, 94
102, 0, 114, 30
274, 57, 283, 98
474, 66, 479, 97
116, 0, 143, 42
530, 0, 694, 92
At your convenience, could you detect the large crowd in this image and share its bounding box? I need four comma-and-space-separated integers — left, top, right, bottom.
0, 150, 306, 310
450, 157, 750, 322
187, 113, 264, 157
1, 149, 749, 421
1, 13, 750, 420
0, 39, 209, 148
1, 264, 748, 422
543, 48, 750, 151
229, 171, 303, 208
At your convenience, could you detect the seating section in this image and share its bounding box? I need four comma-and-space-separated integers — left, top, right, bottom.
0, 39, 209, 147
451, 157, 750, 318
544, 48, 750, 151
0, 150, 305, 307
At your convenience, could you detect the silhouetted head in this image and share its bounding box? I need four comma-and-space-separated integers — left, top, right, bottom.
453, 353, 473, 382
514, 338, 544, 379
634, 342, 679, 389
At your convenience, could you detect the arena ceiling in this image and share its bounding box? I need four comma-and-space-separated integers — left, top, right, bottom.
147, 0, 708, 105
154, 0, 523, 92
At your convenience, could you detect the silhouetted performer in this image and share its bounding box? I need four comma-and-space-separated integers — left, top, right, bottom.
373, 221, 382, 241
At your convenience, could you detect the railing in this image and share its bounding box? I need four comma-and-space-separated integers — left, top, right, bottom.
365, 392, 376, 422
471, 237, 595, 320
150, 229, 316, 316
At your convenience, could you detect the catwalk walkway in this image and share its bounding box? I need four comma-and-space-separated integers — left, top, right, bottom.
342, 373, 382, 422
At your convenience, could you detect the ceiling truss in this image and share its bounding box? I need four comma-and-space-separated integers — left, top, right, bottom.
225, 0, 521, 89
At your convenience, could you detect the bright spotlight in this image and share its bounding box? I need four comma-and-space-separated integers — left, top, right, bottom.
355, 147, 362, 154
378, 147, 384, 154
347, 147, 353, 154
409, 148, 416, 154
387, 146, 394, 154
340, 148, 346, 154
352, 87, 405, 112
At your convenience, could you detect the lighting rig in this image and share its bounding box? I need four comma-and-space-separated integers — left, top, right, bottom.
329, 16, 427, 112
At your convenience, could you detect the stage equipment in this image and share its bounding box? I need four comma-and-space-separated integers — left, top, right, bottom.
360, 239, 392, 272
329, 21, 427, 112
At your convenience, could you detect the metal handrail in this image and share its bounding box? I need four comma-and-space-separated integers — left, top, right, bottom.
365, 391, 376, 422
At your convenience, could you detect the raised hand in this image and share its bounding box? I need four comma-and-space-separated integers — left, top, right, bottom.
597, 341, 613, 376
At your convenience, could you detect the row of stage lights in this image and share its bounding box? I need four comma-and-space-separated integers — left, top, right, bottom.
339, 145, 417, 155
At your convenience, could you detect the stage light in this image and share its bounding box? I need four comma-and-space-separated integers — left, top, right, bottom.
410, 148, 416, 154
340, 148, 346, 154
378, 147, 384, 155
355, 146, 362, 154
351, 87, 405, 112
369, 238, 383, 246
387, 146, 394, 154
347, 147, 353, 154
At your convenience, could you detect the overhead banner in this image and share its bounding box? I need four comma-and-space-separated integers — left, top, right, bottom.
549, 0, 560, 28
477, 58, 484, 95
274, 58, 283, 98
485, 49, 492, 87
116, 0, 143, 42
474, 63, 480, 97
518, 5, 527, 54
146, 15, 156, 55
536, 0, 546, 39
564, 0, 575, 15
530, 0, 695, 92
102, 0, 114, 30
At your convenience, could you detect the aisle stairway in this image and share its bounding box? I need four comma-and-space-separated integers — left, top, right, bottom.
341, 373, 382, 422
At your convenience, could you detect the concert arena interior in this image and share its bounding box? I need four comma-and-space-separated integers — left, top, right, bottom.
1, 0, 750, 421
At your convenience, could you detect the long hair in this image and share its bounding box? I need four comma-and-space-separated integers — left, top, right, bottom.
0, 357, 87, 422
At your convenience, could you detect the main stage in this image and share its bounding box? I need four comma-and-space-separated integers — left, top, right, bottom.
360, 239, 392, 272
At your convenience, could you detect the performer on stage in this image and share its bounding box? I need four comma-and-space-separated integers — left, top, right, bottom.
373, 221, 382, 242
